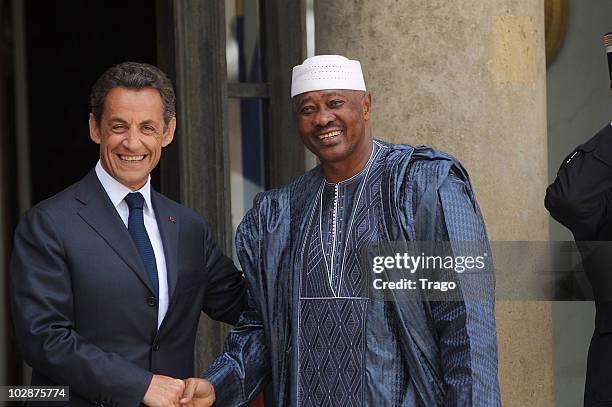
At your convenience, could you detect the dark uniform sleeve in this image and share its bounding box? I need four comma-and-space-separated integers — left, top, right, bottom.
546, 125, 612, 323
545, 124, 612, 240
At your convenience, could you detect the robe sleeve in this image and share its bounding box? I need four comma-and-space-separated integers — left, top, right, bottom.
202, 200, 271, 406
401, 151, 500, 406
434, 170, 500, 406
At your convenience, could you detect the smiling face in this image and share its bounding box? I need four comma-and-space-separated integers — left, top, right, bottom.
89, 87, 176, 191
294, 89, 372, 174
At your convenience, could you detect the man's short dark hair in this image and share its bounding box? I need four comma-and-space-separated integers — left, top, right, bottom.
90, 62, 176, 126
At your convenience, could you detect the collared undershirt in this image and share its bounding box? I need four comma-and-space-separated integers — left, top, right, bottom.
94, 160, 169, 328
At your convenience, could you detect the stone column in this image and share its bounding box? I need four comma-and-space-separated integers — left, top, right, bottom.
315, 1, 553, 405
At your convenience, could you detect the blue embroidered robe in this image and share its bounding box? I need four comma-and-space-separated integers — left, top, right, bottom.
204, 141, 500, 407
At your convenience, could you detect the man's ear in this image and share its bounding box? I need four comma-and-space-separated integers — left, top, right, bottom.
362, 91, 372, 121
162, 116, 176, 147
89, 113, 101, 144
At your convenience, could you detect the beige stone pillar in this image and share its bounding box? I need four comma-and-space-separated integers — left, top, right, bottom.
315, 1, 553, 405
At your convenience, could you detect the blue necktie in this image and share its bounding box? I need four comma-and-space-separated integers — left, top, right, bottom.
124, 192, 159, 297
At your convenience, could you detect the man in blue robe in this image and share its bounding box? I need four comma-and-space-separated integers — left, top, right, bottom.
186, 55, 500, 406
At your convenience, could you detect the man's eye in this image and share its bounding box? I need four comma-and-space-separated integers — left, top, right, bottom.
112, 125, 127, 131
300, 106, 315, 115
143, 126, 156, 132
329, 100, 344, 108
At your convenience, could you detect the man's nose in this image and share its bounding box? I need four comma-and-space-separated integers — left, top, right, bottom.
313, 108, 334, 127
123, 126, 141, 149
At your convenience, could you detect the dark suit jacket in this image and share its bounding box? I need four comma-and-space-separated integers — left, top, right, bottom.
10, 170, 246, 407
546, 123, 612, 405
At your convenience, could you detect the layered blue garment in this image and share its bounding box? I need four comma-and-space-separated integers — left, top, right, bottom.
204, 140, 500, 407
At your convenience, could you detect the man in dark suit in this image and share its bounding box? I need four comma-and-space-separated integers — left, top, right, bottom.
10, 62, 243, 406
546, 123, 612, 407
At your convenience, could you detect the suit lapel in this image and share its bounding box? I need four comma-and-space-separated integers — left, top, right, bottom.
75, 170, 156, 295
152, 191, 179, 303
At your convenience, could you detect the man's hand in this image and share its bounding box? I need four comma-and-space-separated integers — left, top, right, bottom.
179, 378, 215, 407
143, 374, 186, 407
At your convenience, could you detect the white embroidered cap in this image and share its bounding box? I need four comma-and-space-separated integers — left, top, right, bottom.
290, 55, 366, 98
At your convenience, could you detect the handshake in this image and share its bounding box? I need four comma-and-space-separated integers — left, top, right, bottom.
143, 374, 215, 407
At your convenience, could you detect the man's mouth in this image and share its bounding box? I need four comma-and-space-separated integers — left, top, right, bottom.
118, 154, 146, 162
317, 130, 342, 140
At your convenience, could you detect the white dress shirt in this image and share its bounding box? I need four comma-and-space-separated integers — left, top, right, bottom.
95, 161, 169, 328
